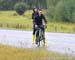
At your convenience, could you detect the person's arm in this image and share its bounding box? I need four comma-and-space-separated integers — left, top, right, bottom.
42, 14, 47, 24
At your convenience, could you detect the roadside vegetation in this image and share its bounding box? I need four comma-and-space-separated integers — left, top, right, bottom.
47, 0, 75, 23
0, 11, 75, 33
0, 45, 75, 60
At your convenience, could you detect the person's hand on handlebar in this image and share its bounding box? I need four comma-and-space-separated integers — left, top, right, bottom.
44, 23, 47, 29
35, 25, 38, 28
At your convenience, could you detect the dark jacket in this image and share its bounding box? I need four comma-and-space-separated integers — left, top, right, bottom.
32, 12, 38, 24
35, 14, 47, 25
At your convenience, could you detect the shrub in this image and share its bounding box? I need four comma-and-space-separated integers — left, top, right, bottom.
14, 2, 29, 15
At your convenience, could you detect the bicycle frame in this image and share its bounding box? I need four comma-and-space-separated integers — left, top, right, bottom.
35, 27, 43, 46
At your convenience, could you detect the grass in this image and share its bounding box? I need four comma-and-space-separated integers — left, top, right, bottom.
47, 22, 75, 33
0, 11, 32, 30
0, 10, 75, 33
0, 45, 75, 60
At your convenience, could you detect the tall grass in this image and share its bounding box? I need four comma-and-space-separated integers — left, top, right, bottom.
0, 45, 75, 60
0, 10, 75, 33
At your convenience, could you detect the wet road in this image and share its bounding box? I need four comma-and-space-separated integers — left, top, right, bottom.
0, 29, 75, 55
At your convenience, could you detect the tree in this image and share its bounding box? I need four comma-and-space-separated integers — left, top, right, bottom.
54, 0, 75, 22
0, 0, 47, 10
0, 0, 11, 10
46, 0, 61, 21
14, 2, 29, 15
47, 0, 75, 23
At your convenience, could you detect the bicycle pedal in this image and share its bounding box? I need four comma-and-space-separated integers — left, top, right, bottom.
40, 37, 43, 41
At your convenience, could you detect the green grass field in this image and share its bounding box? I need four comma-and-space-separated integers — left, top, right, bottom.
0, 45, 75, 60
0, 10, 75, 33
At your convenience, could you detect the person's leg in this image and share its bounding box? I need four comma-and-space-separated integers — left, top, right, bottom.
40, 25, 46, 44
32, 24, 35, 44
43, 28, 46, 45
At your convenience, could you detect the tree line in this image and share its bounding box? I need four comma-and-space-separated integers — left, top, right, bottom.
47, 0, 75, 23
0, 0, 75, 23
0, 0, 47, 10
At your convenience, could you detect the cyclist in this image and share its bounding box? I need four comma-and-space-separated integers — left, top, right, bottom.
32, 8, 38, 44
35, 9, 47, 44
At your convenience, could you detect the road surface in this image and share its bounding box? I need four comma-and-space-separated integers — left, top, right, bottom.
0, 29, 75, 56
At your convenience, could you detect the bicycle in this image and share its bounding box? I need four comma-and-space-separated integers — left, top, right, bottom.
35, 25, 46, 46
